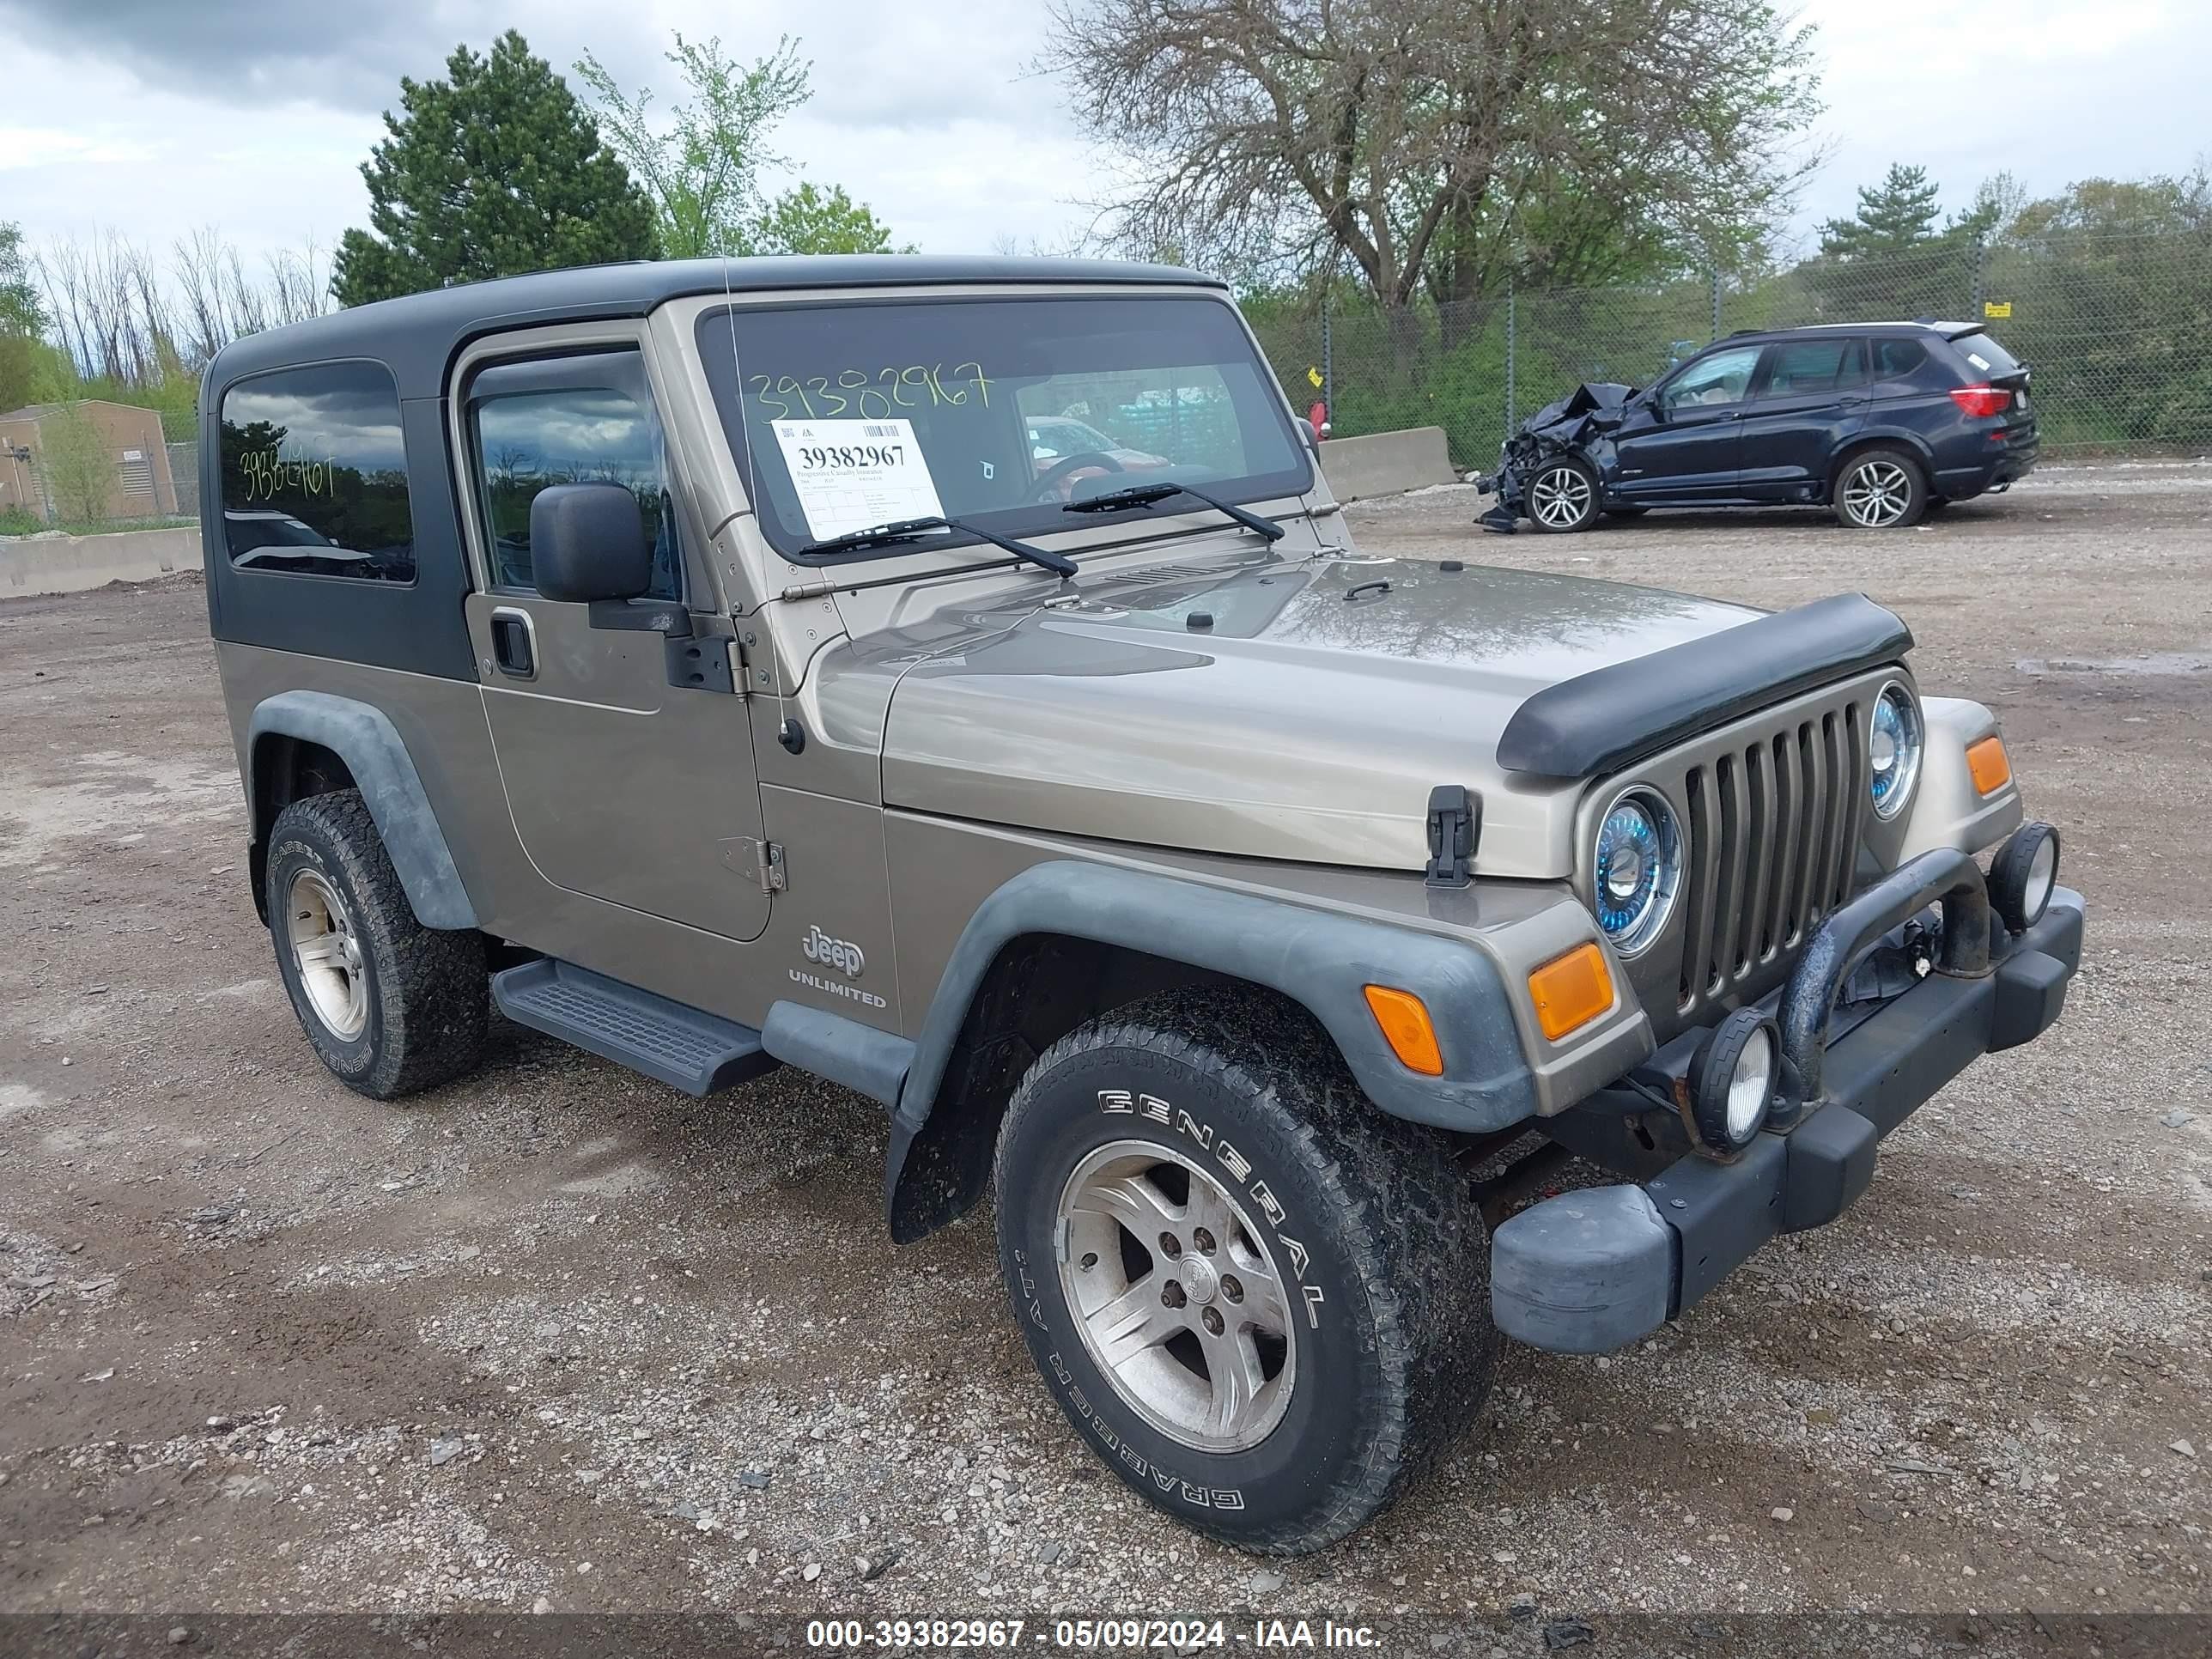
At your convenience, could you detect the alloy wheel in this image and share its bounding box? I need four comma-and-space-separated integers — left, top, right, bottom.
1841, 459, 1913, 527
1529, 466, 1594, 529
287, 868, 368, 1040
1055, 1139, 1296, 1452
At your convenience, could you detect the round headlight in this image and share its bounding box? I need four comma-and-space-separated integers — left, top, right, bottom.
1592, 787, 1682, 957
1869, 682, 1923, 821
1688, 1006, 1779, 1155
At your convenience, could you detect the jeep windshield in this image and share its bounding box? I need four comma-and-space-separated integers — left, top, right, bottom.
696, 294, 1313, 564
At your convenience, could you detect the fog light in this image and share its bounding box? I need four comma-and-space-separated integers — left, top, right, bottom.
1991, 821, 2060, 933
1687, 1006, 1779, 1155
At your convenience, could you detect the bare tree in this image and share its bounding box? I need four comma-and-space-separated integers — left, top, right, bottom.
1042, 0, 1822, 311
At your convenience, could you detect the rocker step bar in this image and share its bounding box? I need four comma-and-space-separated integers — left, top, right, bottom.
491, 959, 776, 1097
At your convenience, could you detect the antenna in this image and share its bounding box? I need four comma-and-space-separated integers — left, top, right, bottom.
721, 252, 797, 752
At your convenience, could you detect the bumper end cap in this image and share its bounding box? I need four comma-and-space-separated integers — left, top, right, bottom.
1492, 1184, 1674, 1355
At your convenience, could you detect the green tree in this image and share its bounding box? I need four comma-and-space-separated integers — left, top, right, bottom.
40, 403, 115, 527
574, 34, 811, 258
753, 182, 912, 256
1043, 0, 1821, 314
333, 31, 658, 307
0, 221, 43, 338
1818, 163, 1942, 258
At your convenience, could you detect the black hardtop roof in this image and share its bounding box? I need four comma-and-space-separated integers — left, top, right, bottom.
203, 255, 1225, 402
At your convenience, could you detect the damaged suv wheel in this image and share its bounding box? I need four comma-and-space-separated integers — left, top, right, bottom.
1526, 459, 1601, 532
992, 988, 1496, 1553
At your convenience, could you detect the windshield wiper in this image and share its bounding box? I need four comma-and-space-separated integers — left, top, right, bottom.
1060, 482, 1285, 542
799, 515, 1076, 577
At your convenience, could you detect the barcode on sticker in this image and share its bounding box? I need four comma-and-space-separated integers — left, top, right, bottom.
863, 423, 899, 438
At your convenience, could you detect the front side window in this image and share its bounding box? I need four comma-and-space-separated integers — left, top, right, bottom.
466, 349, 684, 600
697, 294, 1312, 562
218, 361, 415, 581
1662, 345, 1763, 412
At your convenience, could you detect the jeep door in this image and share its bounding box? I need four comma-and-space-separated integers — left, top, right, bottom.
1607, 343, 1761, 501
1735, 337, 1869, 501
452, 329, 772, 943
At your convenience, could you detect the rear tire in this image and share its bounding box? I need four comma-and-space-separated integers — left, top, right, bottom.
265, 790, 487, 1100
1525, 458, 1601, 532
992, 988, 1495, 1553
1832, 446, 1929, 529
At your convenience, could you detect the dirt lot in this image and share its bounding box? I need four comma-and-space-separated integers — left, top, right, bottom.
2, 465, 2208, 1638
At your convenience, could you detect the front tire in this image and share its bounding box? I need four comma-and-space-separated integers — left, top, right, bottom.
265, 790, 487, 1100
992, 988, 1496, 1553
1525, 458, 1601, 532
1832, 446, 1929, 528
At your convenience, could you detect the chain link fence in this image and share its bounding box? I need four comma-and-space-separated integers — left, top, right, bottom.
1251, 228, 2212, 468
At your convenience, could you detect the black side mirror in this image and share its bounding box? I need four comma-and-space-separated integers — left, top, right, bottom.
529, 483, 650, 604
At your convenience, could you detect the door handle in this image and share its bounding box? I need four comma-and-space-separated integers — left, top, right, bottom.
489, 607, 536, 679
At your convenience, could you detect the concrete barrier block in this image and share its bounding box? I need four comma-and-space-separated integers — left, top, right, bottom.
1, 526, 204, 597
1316, 427, 1458, 501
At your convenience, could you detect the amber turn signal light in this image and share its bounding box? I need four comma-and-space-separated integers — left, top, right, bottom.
1966, 735, 2012, 795
1363, 984, 1443, 1076
1528, 943, 1615, 1042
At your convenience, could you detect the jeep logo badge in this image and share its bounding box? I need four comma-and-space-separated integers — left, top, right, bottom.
801, 924, 865, 979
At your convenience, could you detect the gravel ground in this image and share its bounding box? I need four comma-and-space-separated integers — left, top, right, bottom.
1, 465, 2208, 1638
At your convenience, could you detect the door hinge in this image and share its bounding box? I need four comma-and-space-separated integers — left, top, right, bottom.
665, 635, 736, 694
1425, 784, 1480, 888
720, 836, 787, 894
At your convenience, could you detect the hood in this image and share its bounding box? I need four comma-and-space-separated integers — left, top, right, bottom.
1521, 380, 1638, 436
878, 551, 1757, 878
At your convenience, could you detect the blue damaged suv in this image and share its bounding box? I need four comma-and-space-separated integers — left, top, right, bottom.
1481, 320, 2039, 533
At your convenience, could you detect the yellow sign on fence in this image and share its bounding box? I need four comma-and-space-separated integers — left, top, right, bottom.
1984, 301, 2013, 319
1307, 366, 1324, 388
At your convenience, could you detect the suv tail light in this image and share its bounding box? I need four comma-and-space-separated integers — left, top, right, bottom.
1948, 384, 2013, 418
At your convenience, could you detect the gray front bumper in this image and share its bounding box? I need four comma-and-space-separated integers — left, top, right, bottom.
1492, 866, 2085, 1355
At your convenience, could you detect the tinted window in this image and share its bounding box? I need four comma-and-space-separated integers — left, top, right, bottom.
466, 350, 683, 600
1950, 331, 2023, 380
219, 362, 415, 581
697, 295, 1312, 562
1662, 344, 1761, 411
1758, 338, 1866, 396
1870, 338, 1929, 380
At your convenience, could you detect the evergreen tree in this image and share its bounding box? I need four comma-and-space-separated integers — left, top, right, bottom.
333, 31, 658, 307
1819, 163, 1942, 258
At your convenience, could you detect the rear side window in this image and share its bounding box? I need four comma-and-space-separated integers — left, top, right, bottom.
1758, 338, 1867, 396
219, 362, 416, 581
1869, 338, 1929, 381
1950, 331, 2023, 380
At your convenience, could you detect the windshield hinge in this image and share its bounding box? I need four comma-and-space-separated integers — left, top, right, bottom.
1425, 785, 1480, 888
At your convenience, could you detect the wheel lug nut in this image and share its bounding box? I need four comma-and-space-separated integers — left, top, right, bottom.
1158, 1232, 1182, 1258
1192, 1227, 1215, 1255
1201, 1307, 1224, 1335
1162, 1282, 1186, 1308
1221, 1275, 1243, 1303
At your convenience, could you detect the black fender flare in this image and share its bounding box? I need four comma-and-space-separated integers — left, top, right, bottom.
883, 860, 1539, 1237
246, 690, 477, 930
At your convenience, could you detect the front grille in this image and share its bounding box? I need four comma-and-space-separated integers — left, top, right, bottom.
1674, 699, 1871, 1015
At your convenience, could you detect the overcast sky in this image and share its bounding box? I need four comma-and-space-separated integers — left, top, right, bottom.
2, 0, 2203, 279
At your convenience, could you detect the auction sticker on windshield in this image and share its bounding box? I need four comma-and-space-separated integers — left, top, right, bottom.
771, 418, 945, 542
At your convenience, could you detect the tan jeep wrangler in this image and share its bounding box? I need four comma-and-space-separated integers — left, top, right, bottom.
200, 256, 2081, 1554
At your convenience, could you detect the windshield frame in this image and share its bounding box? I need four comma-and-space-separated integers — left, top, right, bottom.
693, 289, 1316, 567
